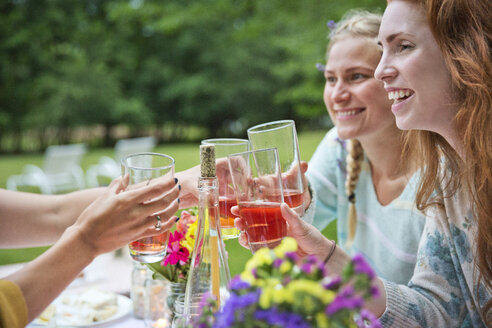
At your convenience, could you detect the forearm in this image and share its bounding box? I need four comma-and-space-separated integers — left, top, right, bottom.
0, 188, 104, 248
4, 226, 96, 322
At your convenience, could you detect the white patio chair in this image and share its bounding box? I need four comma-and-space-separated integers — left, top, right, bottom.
86, 136, 157, 187
6, 143, 87, 194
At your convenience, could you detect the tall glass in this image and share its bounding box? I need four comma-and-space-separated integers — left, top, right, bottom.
228, 148, 286, 253
121, 152, 174, 263
201, 138, 249, 239
247, 120, 305, 216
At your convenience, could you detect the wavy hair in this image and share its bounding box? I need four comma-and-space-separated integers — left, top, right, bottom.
394, 0, 492, 318
325, 10, 382, 248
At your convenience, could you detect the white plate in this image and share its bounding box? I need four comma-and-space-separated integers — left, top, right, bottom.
31, 292, 132, 327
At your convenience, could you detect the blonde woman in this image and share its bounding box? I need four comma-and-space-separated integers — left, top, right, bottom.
304, 10, 425, 285
233, 10, 425, 286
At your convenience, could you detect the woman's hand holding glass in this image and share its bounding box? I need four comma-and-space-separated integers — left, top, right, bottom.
73, 175, 180, 257
232, 203, 332, 259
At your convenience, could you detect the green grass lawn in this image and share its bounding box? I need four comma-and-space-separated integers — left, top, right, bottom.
0, 129, 335, 277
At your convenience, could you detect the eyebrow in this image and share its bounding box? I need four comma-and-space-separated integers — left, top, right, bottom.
325, 66, 374, 74
378, 31, 413, 46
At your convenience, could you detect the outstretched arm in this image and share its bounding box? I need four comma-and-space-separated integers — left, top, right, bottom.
4, 176, 180, 322
0, 187, 106, 248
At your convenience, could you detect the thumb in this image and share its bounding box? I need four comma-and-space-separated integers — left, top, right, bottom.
300, 161, 308, 174
108, 176, 125, 194
281, 203, 306, 233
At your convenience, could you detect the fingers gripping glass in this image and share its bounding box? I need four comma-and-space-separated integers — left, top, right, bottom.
121, 152, 175, 263
247, 120, 305, 218
228, 148, 286, 253
201, 138, 250, 240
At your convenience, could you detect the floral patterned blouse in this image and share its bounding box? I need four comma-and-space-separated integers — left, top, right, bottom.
380, 174, 491, 327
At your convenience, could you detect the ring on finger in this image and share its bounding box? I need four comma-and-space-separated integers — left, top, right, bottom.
155, 215, 162, 231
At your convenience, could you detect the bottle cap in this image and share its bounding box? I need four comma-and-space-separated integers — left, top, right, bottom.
200, 145, 216, 177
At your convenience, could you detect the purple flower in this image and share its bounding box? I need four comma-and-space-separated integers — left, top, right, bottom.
300, 262, 313, 274
353, 254, 376, 279
323, 276, 342, 290
356, 309, 382, 328
229, 276, 250, 290
327, 20, 337, 30
316, 63, 325, 72
214, 290, 261, 328
273, 258, 283, 268
325, 286, 364, 315
285, 252, 298, 262
370, 285, 380, 298
255, 308, 310, 328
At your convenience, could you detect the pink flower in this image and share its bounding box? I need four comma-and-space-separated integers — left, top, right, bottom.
163, 231, 190, 266
176, 210, 197, 234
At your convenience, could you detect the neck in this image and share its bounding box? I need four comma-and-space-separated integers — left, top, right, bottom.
358, 128, 414, 206
359, 129, 409, 179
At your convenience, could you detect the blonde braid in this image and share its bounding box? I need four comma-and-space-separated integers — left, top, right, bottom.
345, 139, 364, 249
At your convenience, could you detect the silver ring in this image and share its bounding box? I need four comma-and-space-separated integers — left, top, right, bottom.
155, 215, 162, 231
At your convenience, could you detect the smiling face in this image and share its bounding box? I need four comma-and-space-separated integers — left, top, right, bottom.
375, 1, 457, 138
323, 36, 396, 141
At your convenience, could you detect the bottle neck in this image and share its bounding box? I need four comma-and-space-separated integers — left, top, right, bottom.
198, 176, 218, 190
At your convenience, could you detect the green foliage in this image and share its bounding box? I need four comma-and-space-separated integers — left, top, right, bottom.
0, 0, 383, 151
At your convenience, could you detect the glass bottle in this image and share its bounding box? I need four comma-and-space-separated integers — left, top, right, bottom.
183, 145, 231, 324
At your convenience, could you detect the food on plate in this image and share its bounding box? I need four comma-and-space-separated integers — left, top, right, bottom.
37, 304, 56, 324
34, 288, 121, 326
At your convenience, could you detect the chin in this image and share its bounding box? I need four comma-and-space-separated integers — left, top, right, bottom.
336, 130, 357, 140
395, 118, 414, 131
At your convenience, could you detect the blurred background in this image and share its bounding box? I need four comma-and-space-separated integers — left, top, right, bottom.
0, 0, 383, 273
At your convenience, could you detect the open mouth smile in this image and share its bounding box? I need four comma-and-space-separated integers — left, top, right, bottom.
388, 89, 414, 104
335, 108, 365, 119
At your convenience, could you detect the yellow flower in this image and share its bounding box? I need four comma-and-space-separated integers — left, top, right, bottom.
315, 312, 330, 328
182, 219, 201, 252
272, 287, 294, 304
279, 261, 292, 274
245, 248, 273, 272
286, 280, 335, 304
259, 286, 274, 309
240, 271, 255, 285
273, 237, 298, 258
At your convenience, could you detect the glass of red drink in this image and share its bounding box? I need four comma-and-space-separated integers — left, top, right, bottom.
227, 148, 286, 253
201, 138, 249, 239
247, 120, 307, 221
121, 152, 174, 263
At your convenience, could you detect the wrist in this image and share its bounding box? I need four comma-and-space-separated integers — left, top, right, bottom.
323, 240, 337, 264
61, 225, 99, 262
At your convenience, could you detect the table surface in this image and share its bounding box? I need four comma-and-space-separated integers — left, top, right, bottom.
0, 249, 148, 328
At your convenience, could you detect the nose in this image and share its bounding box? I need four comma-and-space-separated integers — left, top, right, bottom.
375, 56, 397, 83
330, 80, 350, 103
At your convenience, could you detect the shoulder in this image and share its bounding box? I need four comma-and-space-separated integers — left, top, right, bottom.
0, 280, 28, 328
308, 127, 348, 174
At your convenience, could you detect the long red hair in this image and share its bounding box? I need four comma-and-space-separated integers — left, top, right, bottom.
392, 0, 492, 318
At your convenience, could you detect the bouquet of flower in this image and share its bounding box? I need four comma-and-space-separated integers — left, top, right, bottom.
146, 207, 198, 283
192, 237, 381, 328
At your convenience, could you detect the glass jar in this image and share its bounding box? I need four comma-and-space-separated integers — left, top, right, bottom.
172, 294, 204, 328
130, 261, 149, 319
144, 280, 186, 328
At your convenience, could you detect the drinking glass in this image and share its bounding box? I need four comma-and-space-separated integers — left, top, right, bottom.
201, 138, 250, 239
227, 148, 286, 253
121, 152, 174, 263
247, 120, 305, 217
